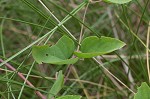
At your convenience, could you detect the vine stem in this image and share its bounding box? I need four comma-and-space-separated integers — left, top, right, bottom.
0, 59, 46, 99
77, 3, 89, 51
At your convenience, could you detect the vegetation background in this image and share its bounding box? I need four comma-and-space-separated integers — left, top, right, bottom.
0, 0, 150, 99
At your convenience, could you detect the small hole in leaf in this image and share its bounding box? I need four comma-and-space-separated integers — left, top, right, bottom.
46, 54, 49, 56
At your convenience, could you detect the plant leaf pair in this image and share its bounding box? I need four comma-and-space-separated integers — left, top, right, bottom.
32, 35, 125, 64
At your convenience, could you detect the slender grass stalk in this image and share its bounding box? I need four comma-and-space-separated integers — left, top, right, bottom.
0, 17, 51, 30
0, 19, 5, 59
146, 22, 150, 83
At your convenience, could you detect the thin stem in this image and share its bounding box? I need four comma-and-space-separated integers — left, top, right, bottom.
77, 3, 89, 51
146, 22, 150, 83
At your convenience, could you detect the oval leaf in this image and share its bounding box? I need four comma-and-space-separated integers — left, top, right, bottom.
103, 0, 132, 4
134, 82, 150, 99
74, 36, 125, 58
32, 36, 78, 64
48, 71, 64, 99
56, 95, 82, 99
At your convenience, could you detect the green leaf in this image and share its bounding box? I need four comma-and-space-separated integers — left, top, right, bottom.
74, 36, 125, 58
56, 95, 82, 99
103, 0, 132, 4
32, 35, 78, 64
48, 71, 64, 99
134, 82, 150, 99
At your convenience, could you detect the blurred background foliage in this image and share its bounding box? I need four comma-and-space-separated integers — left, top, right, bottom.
0, 0, 150, 98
